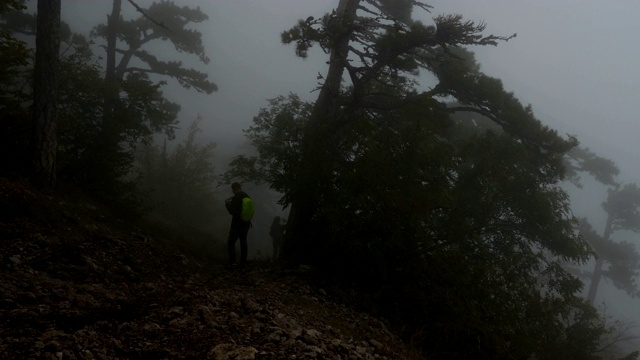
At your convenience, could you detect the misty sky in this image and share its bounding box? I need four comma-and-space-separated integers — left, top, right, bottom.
60, 0, 640, 325
62, 1, 640, 179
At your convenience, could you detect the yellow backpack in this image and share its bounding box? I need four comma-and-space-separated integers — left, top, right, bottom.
240, 197, 254, 222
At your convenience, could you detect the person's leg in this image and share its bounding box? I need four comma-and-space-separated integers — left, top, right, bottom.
239, 228, 248, 264
272, 237, 278, 260
227, 228, 238, 264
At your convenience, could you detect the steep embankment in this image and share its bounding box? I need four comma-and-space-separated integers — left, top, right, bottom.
0, 179, 415, 359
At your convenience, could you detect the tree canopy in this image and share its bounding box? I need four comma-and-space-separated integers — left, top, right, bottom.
224, 1, 639, 358
1, 0, 216, 198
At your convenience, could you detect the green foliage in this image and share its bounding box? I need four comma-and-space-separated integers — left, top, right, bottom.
280, 18, 327, 59
0, 0, 30, 101
565, 146, 620, 187
434, 47, 576, 160
0, 1, 31, 175
56, 41, 108, 175
136, 116, 218, 231
604, 184, 640, 232
118, 72, 181, 143
0, 0, 34, 35
228, 87, 613, 357
0, 1, 72, 40
0, 29, 30, 107
40, 38, 131, 202
377, 0, 421, 24
222, 94, 311, 205
0, 0, 25, 15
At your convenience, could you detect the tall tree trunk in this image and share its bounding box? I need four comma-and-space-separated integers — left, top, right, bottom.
103, 0, 121, 135
94, 0, 122, 183
31, 0, 61, 187
281, 0, 360, 266
105, 0, 121, 85
587, 215, 613, 304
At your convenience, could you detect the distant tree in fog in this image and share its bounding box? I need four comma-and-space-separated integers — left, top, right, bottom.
0, 0, 217, 205
586, 184, 640, 303
136, 115, 218, 230
85, 0, 216, 192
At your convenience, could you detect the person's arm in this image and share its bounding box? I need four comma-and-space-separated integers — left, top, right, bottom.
228, 194, 242, 216
225, 197, 233, 214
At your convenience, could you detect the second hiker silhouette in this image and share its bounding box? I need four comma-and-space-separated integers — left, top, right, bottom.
269, 216, 285, 260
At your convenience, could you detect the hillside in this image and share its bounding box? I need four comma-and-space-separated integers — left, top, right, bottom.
0, 178, 416, 359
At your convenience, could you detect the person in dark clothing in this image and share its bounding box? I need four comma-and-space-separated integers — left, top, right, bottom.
269, 216, 285, 260
225, 182, 251, 267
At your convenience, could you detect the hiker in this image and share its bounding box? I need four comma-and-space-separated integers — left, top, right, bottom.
225, 182, 253, 267
269, 216, 285, 260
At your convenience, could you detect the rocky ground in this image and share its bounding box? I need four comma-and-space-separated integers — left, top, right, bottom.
0, 179, 418, 360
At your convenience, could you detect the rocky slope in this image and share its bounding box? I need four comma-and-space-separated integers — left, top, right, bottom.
0, 179, 417, 359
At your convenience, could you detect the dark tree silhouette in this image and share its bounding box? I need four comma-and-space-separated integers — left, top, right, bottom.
30, 0, 60, 186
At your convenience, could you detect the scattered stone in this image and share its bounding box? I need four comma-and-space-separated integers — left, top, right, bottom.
268, 329, 284, 342
168, 306, 184, 316
10, 255, 21, 264
356, 345, 368, 356
0, 179, 411, 359
369, 338, 383, 349
209, 343, 257, 360
302, 329, 321, 345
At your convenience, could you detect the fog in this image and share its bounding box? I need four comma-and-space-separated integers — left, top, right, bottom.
59, 0, 640, 333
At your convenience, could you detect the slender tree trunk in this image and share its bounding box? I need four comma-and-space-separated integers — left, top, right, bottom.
587, 215, 613, 304
31, 0, 61, 187
106, 0, 121, 85
91, 0, 122, 184
103, 0, 121, 134
281, 0, 359, 266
